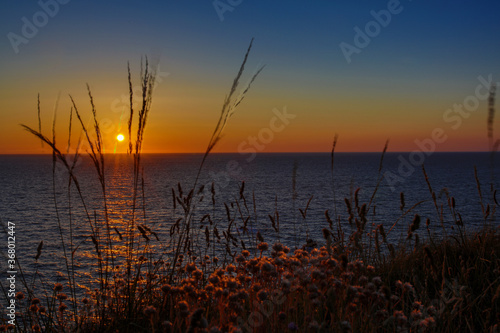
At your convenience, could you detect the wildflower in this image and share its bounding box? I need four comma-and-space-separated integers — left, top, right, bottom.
375, 309, 389, 321
82, 298, 89, 305
238, 290, 249, 300
54, 283, 63, 292
57, 293, 68, 301
229, 293, 239, 303
227, 280, 238, 289
403, 282, 414, 293
419, 317, 436, 329
193, 269, 203, 279
365, 282, 376, 293
31, 297, 40, 305
183, 284, 194, 294
311, 298, 322, 307
347, 302, 357, 312
358, 275, 368, 285
29, 304, 39, 312
226, 264, 236, 273
372, 276, 382, 286
252, 284, 262, 293
162, 321, 173, 332
311, 270, 325, 280
257, 242, 269, 252
390, 295, 399, 303
242, 250, 250, 257
307, 284, 318, 293
261, 262, 274, 273
178, 300, 189, 312
340, 321, 351, 331
427, 305, 437, 316
394, 310, 407, 326
209, 275, 220, 285
326, 258, 338, 267
59, 303, 67, 312
189, 308, 208, 330
413, 301, 423, 310
236, 254, 246, 263
257, 290, 268, 301
395, 280, 403, 289
411, 309, 423, 321
308, 321, 320, 330
272, 242, 284, 252
162, 284, 172, 293
186, 263, 196, 273
15, 292, 24, 300
143, 305, 157, 318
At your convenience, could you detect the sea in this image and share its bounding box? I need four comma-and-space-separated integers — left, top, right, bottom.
0, 152, 499, 291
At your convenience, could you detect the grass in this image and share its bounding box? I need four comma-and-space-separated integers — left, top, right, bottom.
1, 40, 499, 332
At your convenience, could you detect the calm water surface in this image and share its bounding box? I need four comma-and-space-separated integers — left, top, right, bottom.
0, 152, 498, 289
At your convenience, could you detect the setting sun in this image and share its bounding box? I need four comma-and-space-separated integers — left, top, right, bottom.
116, 134, 125, 142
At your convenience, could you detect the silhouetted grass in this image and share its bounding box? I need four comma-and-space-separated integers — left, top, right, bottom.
2, 40, 499, 332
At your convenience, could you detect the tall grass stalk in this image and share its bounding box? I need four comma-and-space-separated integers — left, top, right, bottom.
167, 39, 263, 284
9, 46, 499, 333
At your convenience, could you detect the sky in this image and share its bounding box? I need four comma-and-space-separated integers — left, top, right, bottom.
1, 1, 500, 154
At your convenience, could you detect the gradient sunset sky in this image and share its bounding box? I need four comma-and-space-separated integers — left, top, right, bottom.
1, 1, 500, 154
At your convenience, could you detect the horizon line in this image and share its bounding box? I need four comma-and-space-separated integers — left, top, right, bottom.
0, 150, 497, 155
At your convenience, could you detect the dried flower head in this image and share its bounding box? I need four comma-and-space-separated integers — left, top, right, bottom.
257, 242, 269, 252
143, 305, 157, 318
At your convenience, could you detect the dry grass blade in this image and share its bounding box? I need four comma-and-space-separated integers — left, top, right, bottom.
37, 93, 43, 148
474, 166, 485, 216
67, 107, 73, 153
34, 241, 43, 261
194, 38, 264, 187
127, 62, 134, 154
330, 134, 339, 219
378, 139, 389, 174
330, 134, 339, 175
368, 140, 389, 210
488, 83, 496, 149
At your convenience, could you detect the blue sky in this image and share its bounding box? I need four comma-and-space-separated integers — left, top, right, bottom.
1, 1, 500, 153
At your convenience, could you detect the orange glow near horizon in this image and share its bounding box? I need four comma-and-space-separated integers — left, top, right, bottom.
0, 56, 497, 155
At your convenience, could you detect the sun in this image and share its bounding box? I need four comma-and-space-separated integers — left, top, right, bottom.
116, 134, 125, 142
